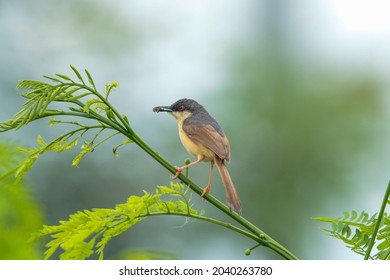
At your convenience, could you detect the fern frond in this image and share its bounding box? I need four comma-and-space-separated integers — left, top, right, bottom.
14, 132, 81, 182
105, 81, 119, 99
315, 210, 390, 259
83, 98, 109, 114
33, 183, 202, 260
0, 66, 134, 180
1, 66, 121, 133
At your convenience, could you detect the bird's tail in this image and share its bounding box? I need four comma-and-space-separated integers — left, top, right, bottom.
215, 158, 241, 213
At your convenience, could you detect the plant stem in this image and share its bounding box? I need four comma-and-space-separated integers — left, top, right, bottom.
142, 211, 261, 243
364, 181, 390, 260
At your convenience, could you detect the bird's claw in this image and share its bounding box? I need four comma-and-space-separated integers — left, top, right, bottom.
171, 166, 182, 179
201, 184, 211, 197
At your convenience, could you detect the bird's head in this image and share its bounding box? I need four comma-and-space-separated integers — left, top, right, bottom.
153, 98, 202, 121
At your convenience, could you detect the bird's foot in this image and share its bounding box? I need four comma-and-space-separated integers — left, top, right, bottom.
171, 166, 182, 179
201, 184, 211, 197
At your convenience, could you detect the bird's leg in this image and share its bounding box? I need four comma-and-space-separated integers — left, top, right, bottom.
172, 155, 204, 179
201, 160, 214, 197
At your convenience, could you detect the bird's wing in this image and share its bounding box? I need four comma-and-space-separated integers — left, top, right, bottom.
183, 123, 230, 162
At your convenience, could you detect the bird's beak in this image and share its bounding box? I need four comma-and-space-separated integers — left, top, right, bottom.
153, 105, 173, 113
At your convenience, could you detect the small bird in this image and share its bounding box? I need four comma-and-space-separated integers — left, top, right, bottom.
153, 98, 241, 213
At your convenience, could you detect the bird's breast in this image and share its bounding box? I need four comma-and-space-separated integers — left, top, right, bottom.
177, 121, 215, 161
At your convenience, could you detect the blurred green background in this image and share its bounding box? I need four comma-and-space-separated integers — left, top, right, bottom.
1, 0, 390, 259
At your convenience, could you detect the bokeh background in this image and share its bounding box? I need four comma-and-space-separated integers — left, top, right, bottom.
1, 0, 390, 259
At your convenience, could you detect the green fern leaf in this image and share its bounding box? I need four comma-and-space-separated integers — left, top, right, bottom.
83, 99, 108, 114
85, 69, 96, 90
72, 141, 93, 167
70, 65, 85, 84
351, 210, 358, 220
34, 183, 203, 259
42, 75, 63, 84
105, 81, 118, 99
315, 209, 390, 259
16, 80, 51, 90
56, 73, 73, 82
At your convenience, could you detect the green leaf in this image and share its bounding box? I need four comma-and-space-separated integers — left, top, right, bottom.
70, 65, 85, 84
43, 75, 63, 84
62, 86, 82, 98
83, 99, 100, 114
37, 134, 46, 147
14, 154, 39, 182
56, 74, 73, 82
362, 212, 369, 223
13, 133, 84, 182
351, 210, 358, 221
113, 139, 133, 157
343, 211, 350, 220
17, 80, 50, 90
356, 211, 366, 223
377, 239, 390, 251
331, 221, 338, 232
85, 69, 96, 89
105, 81, 119, 99
52, 139, 79, 152
367, 213, 378, 223
72, 142, 93, 167
83, 99, 108, 114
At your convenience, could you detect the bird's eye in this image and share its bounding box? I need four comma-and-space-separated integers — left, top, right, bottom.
178, 105, 185, 111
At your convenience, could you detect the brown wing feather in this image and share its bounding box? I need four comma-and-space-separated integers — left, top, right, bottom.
183, 123, 230, 162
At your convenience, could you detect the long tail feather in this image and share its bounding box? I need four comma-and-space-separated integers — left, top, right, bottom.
215, 158, 241, 213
